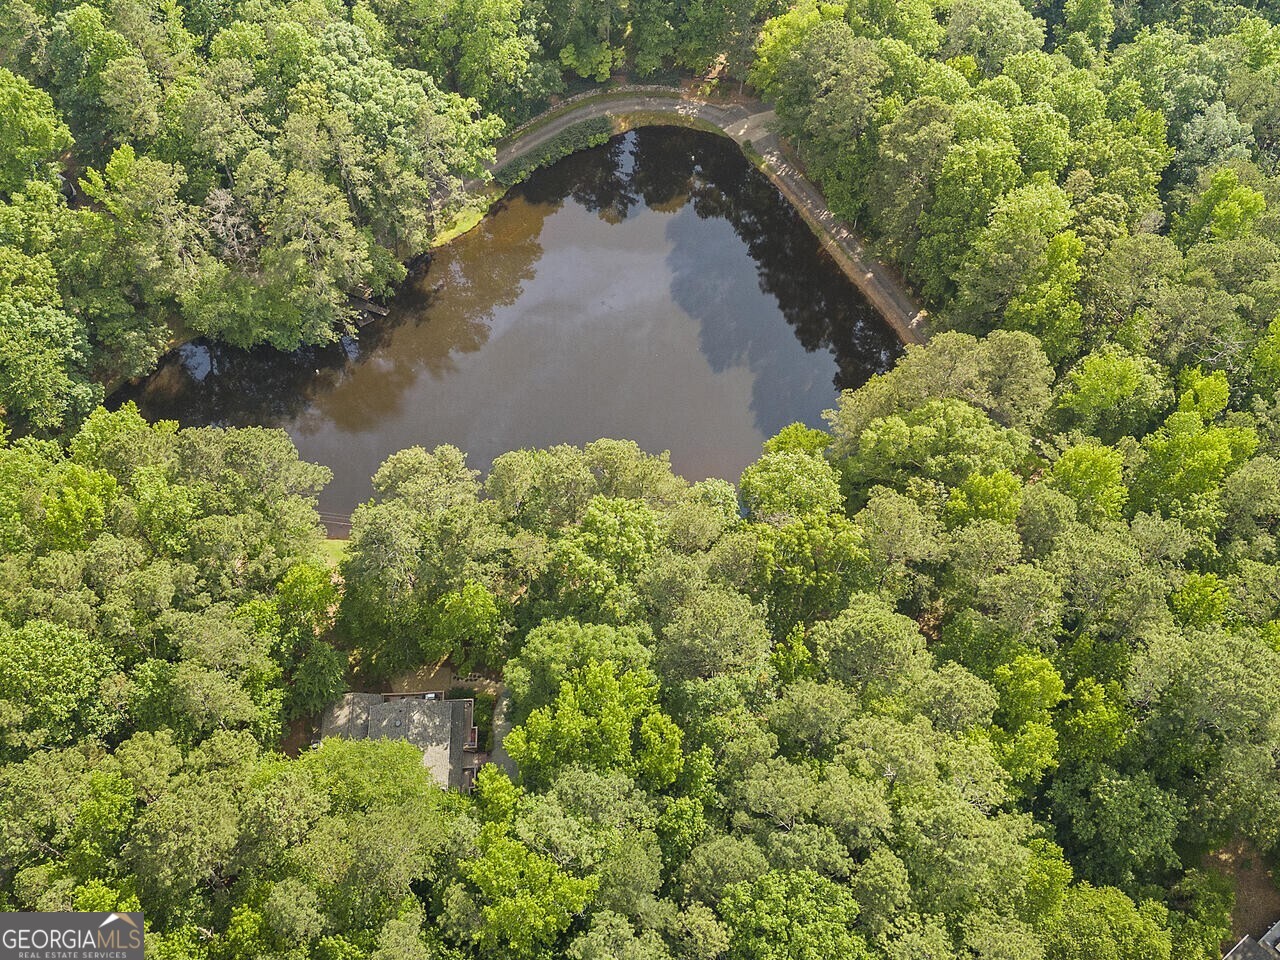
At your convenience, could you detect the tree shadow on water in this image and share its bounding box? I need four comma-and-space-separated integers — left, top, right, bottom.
121, 126, 902, 464
517, 134, 642, 224
122, 195, 553, 434
648, 126, 903, 439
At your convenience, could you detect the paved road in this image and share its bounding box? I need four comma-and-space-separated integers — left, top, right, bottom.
487, 87, 929, 345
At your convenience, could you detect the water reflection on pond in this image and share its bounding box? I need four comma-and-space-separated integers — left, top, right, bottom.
121, 127, 901, 514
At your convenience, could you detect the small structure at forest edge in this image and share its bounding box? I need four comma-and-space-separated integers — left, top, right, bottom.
1224, 918, 1280, 959
321, 691, 479, 791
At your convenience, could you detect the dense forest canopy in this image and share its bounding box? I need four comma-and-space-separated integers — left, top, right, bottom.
3, 0, 1280, 956
2, 331, 1279, 957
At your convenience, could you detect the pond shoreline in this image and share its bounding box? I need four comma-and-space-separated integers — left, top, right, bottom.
119, 126, 903, 521
110, 85, 927, 403
482, 85, 929, 345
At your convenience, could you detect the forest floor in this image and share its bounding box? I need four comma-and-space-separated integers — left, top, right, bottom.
1206, 838, 1280, 944
485, 84, 929, 345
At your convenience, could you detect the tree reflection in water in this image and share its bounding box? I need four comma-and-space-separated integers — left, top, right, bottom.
119, 127, 900, 514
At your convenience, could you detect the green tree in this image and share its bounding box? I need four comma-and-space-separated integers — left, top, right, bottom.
1047, 444, 1129, 522
504, 620, 653, 718
1172, 167, 1267, 248
0, 68, 72, 195
1062, 0, 1114, 51
0, 300, 99, 435
755, 512, 873, 628
1053, 345, 1170, 443
951, 181, 1084, 362
451, 825, 599, 959
656, 587, 771, 683
945, 469, 1023, 527
1129, 405, 1258, 541
0, 620, 118, 757
739, 450, 843, 521
943, 0, 1046, 74
1040, 883, 1172, 960
811, 593, 930, 703
838, 398, 1032, 496
719, 870, 870, 960
341, 445, 505, 676
917, 138, 1024, 301
504, 660, 684, 789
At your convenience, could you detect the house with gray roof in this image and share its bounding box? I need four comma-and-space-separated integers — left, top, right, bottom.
1225, 918, 1280, 960
321, 691, 479, 791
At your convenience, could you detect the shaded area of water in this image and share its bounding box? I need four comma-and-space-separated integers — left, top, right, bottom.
120, 127, 901, 515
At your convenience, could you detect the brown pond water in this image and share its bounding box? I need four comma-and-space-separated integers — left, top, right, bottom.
120, 127, 901, 515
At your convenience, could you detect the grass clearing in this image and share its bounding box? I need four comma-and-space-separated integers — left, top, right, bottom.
318, 537, 348, 568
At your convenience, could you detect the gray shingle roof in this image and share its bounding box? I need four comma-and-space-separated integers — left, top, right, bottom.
320, 693, 475, 790
1224, 936, 1280, 960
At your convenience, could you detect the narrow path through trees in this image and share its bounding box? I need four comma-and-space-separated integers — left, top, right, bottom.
487, 87, 929, 345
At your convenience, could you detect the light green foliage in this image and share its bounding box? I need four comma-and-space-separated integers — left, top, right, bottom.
504, 660, 683, 789
719, 870, 870, 960
1010, 102, 1072, 177
1167, 869, 1234, 960
740, 450, 843, 520
826, 331, 1055, 443
1169, 571, 1229, 626
1063, 0, 1114, 50
839, 398, 1032, 493
1252, 316, 1280, 396
1003, 229, 1085, 363
943, 0, 1046, 74
567, 911, 670, 959
1173, 167, 1267, 248
340, 444, 505, 676
1130, 407, 1258, 539
0, 67, 72, 195
763, 423, 831, 456
268, 562, 345, 720
951, 180, 1084, 361
846, 0, 945, 52
917, 137, 1024, 300
1040, 883, 1172, 960
11, 322, 1278, 955
755, 511, 873, 628
1057, 678, 1129, 764
945, 468, 1023, 527
370, 0, 546, 116
454, 825, 599, 959
0, 407, 328, 756
504, 619, 653, 719
1053, 345, 1170, 442
989, 653, 1065, 789
430, 579, 508, 673
994, 654, 1065, 729
0, 300, 98, 436
750, 3, 825, 94
0, 620, 118, 756
1047, 444, 1129, 521
541, 496, 661, 623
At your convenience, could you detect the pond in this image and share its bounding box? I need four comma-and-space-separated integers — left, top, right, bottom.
120, 126, 902, 516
